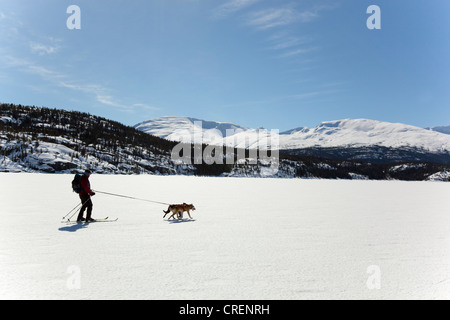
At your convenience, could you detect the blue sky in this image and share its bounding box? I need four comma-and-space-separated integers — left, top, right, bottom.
0, 0, 449, 131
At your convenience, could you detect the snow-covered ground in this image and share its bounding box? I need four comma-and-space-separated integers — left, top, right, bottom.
1, 173, 450, 300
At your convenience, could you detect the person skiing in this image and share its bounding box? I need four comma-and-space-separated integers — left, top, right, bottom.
76, 169, 96, 222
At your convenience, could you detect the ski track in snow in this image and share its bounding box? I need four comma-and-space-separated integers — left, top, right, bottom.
1, 173, 450, 299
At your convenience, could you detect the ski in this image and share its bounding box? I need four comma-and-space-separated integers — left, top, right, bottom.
62, 217, 118, 224
88, 218, 118, 223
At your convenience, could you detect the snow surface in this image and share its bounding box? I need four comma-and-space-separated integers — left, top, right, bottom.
1, 173, 450, 300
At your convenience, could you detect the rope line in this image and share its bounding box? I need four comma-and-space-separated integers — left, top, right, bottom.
93, 190, 171, 206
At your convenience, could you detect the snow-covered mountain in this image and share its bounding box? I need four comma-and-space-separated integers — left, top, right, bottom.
135, 117, 450, 154
280, 119, 450, 152
134, 117, 248, 145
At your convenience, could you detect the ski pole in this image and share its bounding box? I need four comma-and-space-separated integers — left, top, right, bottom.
93, 190, 171, 206
62, 202, 83, 220
66, 207, 80, 222
63, 197, 93, 221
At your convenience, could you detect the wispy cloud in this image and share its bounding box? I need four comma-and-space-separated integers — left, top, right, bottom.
0, 7, 158, 116
60, 81, 155, 113
0, 11, 22, 42
279, 47, 317, 58
211, 0, 260, 19
2, 54, 155, 113
246, 3, 339, 61
209, 1, 339, 62
266, 32, 316, 58
296, 3, 341, 23
246, 3, 337, 30
97, 95, 126, 108
58, 81, 115, 107
268, 33, 307, 50
19, 62, 117, 107
29, 41, 60, 56
246, 8, 298, 30
290, 91, 331, 100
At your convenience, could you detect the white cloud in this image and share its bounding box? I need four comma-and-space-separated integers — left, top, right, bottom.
96, 95, 123, 108
29, 42, 60, 56
296, 4, 339, 23
279, 47, 316, 58
246, 3, 338, 30
268, 33, 311, 51
28, 67, 118, 108
2, 55, 30, 68
211, 0, 260, 19
247, 8, 298, 30
271, 37, 303, 50
26, 65, 64, 80
245, 3, 339, 61
60, 83, 158, 113
59, 81, 114, 107
59, 82, 130, 110
3, 54, 153, 113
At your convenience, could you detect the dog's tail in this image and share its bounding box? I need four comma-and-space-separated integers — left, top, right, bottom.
163, 206, 172, 216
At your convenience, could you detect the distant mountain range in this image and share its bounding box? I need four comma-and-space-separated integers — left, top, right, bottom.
135, 116, 450, 163
1, 104, 450, 181
135, 116, 249, 140
429, 126, 450, 135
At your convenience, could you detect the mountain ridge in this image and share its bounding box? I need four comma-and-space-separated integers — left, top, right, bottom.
135, 116, 450, 154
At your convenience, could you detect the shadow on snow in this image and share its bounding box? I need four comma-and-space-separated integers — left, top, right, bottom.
58, 222, 89, 232
166, 219, 196, 224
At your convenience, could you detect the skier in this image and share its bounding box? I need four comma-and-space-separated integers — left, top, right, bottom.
76, 169, 96, 222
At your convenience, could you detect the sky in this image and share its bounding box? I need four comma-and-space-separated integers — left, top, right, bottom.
0, 0, 449, 131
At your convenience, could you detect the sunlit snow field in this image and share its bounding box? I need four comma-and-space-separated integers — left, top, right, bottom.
1, 173, 450, 299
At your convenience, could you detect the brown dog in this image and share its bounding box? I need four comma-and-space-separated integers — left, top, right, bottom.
163, 203, 196, 220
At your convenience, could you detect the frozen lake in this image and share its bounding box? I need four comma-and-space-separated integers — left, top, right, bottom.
1, 173, 450, 299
